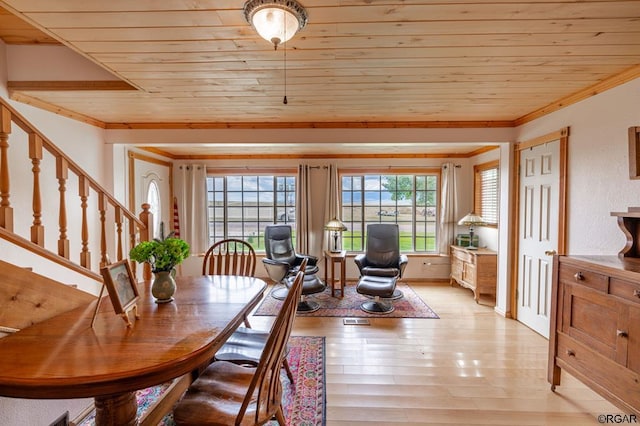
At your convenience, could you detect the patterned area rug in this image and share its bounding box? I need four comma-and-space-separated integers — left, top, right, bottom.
255, 283, 439, 318
78, 336, 326, 426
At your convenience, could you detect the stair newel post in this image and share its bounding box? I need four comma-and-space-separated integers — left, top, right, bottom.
29, 133, 44, 246
98, 192, 108, 268
56, 156, 69, 258
115, 205, 124, 262
79, 175, 91, 268
0, 105, 13, 231
129, 216, 137, 275
139, 203, 153, 281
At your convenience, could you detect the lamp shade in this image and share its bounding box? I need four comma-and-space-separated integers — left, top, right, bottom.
458, 213, 486, 226
324, 218, 347, 231
244, 0, 308, 48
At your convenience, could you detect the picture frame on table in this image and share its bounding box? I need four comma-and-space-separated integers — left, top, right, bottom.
99, 259, 140, 327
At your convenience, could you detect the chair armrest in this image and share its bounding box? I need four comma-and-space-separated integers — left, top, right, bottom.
261, 258, 290, 283
295, 253, 318, 267
398, 254, 409, 278
354, 253, 367, 274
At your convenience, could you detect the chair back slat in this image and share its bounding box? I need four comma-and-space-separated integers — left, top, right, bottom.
202, 239, 256, 276
237, 260, 306, 425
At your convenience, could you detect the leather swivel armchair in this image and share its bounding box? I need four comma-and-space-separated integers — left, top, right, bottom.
354, 223, 408, 300
262, 224, 326, 312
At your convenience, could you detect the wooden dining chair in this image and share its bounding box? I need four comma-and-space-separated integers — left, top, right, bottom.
202, 238, 257, 277
173, 267, 305, 426
203, 238, 257, 328
212, 258, 308, 385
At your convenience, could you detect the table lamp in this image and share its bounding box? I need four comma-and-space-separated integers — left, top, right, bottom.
457, 212, 486, 250
325, 218, 347, 252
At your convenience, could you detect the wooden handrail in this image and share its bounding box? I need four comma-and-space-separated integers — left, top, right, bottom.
2, 99, 144, 230
0, 97, 149, 283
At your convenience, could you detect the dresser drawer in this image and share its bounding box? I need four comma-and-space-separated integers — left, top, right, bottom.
556, 333, 640, 411
452, 248, 474, 264
559, 264, 608, 292
610, 278, 640, 305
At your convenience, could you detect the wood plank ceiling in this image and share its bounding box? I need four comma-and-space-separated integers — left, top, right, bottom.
0, 0, 638, 129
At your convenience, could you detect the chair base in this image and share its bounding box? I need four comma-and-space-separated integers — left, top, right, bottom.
297, 299, 320, 313
360, 297, 395, 314
271, 285, 288, 300
364, 288, 404, 300
389, 288, 404, 300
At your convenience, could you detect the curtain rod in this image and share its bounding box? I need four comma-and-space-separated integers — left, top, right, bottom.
335, 165, 460, 169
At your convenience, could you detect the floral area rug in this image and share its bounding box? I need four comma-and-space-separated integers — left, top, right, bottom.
255, 282, 439, 319
78, 336, 326, 426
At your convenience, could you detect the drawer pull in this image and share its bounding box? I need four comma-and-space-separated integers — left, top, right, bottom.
573, 272, 584, 281
617, 329, 629, 338
634, 289, 640, 298
566, 349, 576, 357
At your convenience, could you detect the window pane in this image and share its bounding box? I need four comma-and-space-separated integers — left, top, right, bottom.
146, 180, 161, 239
340, 173, 439, 253
475, 162, 499, 225
206, 174, 296, 249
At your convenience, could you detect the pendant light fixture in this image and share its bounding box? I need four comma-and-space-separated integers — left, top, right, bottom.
244, 0, 307, 104
243, 0, 308, 50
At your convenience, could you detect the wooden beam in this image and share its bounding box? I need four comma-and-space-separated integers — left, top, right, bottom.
106, 120, 515, 130
7, 81, 136, 91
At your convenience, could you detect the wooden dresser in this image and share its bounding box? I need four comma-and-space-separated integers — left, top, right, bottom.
449, 245, 497, 303
549, 255, 640, 415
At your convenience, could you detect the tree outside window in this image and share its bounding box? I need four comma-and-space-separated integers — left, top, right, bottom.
341, 171, 439, 252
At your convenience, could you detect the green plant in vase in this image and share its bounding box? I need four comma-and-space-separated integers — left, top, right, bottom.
130, 224, 190, 303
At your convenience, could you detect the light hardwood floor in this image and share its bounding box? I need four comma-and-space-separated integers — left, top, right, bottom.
251, 282, 622, 425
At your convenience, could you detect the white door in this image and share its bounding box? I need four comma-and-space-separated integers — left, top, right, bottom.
131, 155, 172, 240
516, 139, 560, 338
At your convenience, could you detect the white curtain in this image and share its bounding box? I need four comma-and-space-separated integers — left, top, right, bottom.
174, 164, 208, 254
296, 164, 312, 254
323, 164, 340, 250
438, 162, 458, 254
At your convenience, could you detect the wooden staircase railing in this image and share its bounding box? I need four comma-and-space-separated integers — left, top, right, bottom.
0, 97, 150, 283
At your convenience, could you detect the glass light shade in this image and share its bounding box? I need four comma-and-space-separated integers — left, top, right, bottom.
244, 0, 308, 49
458, 213, 486, 226
324, 218, 347, 232
325, 218, 346, 252
251, 7, 299, 46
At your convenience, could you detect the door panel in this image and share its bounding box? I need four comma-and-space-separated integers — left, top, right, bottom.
517, 140, 560, 338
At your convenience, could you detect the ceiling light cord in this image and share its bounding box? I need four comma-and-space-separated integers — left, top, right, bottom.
283, 40, 288, 105
283, 13, 288, 105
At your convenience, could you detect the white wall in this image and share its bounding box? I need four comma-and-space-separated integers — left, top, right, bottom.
515, 78, 640, 256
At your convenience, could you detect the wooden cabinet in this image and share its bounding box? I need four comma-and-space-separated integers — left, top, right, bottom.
449, 245, 497, 303
549, 255, 640, 415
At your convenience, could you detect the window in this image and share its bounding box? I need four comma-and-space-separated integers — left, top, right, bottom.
146, 180, 161, 239
474, 160, 499, 226
206, 173, 296, 250
340, 170, 439, 252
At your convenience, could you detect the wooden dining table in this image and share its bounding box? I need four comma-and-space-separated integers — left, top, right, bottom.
0, 274, 267, 426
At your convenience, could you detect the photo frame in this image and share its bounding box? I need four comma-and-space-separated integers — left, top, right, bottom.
99, 259, 140, 327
